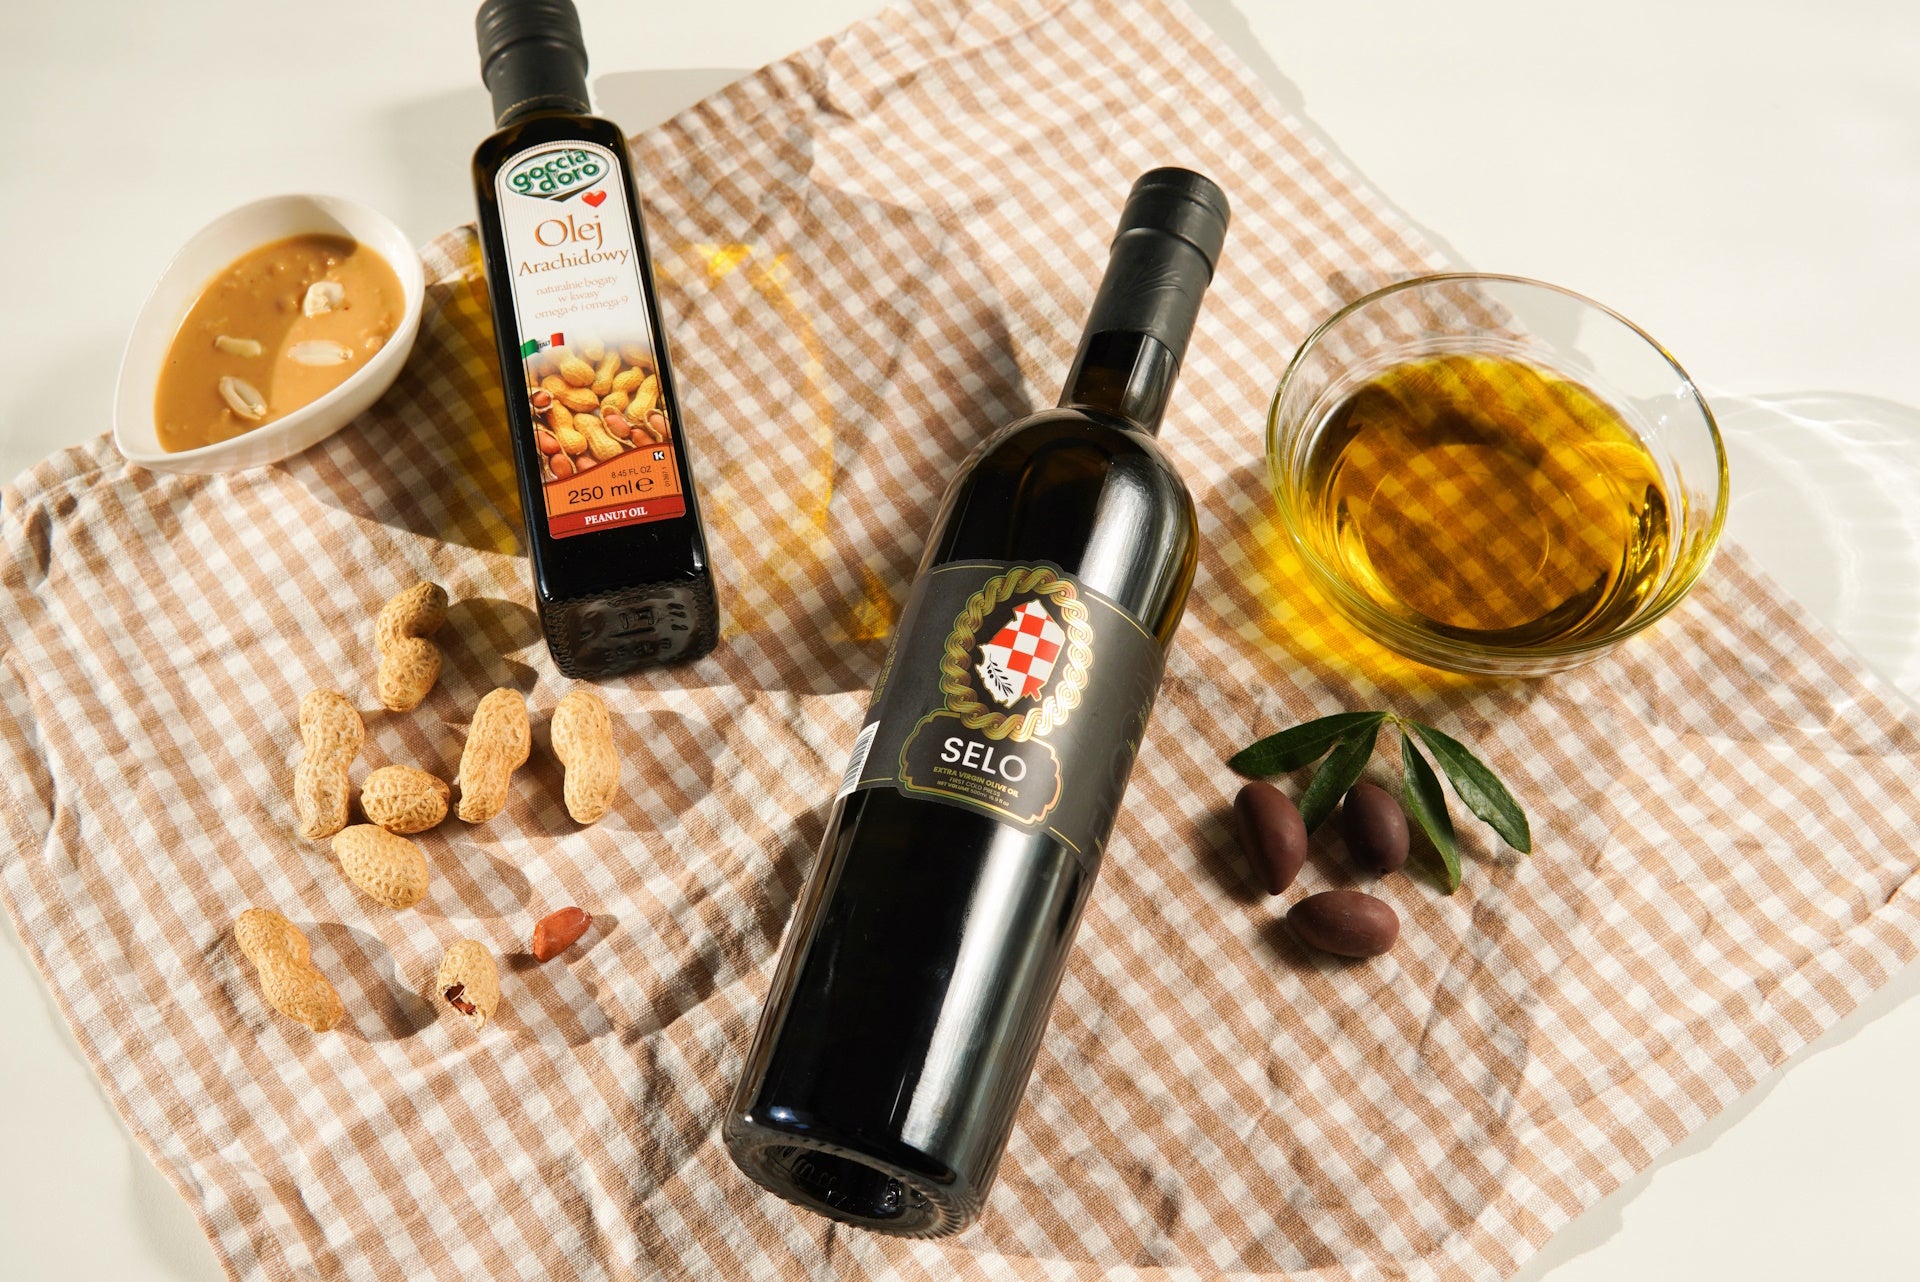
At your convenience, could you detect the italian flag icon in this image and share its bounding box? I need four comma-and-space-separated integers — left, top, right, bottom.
518, 332, 567, 359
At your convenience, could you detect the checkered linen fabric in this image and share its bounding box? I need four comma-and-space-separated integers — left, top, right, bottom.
3, 1, 1918, 1279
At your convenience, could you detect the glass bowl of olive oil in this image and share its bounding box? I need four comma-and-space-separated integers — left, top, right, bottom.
1268, 274, 1729, 676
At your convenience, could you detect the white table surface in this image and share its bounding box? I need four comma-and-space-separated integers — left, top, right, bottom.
4, 1, 1917, 1277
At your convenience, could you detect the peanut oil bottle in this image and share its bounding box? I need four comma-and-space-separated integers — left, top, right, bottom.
471, 0, 720, 676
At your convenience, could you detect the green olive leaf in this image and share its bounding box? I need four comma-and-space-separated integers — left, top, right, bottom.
1296, 724, 1381, 832
1408, 721, 1532, 854
1228, 710, 1388, 777
1400, 733, 1461, 893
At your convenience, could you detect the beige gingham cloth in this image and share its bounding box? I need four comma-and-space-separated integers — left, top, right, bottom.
5, 1, 1919, 1278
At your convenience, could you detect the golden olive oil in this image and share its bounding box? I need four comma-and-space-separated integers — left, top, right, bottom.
1301, 353, 1671, 649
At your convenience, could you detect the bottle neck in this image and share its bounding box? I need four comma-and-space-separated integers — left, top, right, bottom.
1057, 331, 1180, 435
486, 40, 590, 127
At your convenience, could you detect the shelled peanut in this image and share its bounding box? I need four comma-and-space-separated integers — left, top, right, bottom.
524, 338, 667, 482
531, 907, 594, 961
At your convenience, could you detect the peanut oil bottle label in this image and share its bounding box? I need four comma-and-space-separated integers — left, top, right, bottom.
835, 561, 1166, 863
495, 140, 683, 538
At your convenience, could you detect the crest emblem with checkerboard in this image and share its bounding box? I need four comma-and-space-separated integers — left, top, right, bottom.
976, 600, 1065, 707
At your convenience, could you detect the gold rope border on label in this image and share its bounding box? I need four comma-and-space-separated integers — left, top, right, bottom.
938, 566, 1094, 742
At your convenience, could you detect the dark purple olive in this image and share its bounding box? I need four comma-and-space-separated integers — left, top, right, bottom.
1287, 889, 1399, 958
1233, 782, 1307, 895
1342, 782, 1409, 877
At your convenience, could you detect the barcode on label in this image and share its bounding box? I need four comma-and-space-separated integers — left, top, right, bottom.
834, 721, 880, 801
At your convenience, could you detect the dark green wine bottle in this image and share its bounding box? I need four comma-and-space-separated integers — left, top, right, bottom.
725, 169, 1229, 1236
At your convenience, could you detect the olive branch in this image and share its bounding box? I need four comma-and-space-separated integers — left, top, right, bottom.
1228, 712, 1531, 893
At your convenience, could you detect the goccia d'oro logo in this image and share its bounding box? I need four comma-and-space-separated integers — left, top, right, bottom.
504, 146, 606, 201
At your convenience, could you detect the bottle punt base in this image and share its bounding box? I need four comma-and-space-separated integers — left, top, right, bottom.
726, 1131, 977, 1238
540, 577, 720, 678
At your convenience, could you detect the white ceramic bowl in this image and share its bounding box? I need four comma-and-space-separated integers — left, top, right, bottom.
113, 194, 426, 474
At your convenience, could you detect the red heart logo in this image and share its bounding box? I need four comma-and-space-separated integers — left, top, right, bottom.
582, 190, 607, 207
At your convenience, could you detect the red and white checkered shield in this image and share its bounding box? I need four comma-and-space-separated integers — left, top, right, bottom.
976, 599, 1065, 707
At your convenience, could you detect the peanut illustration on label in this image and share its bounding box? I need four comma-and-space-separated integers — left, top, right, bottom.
525, 336, 669, 483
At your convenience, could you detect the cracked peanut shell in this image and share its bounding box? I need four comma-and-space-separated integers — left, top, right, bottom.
435, 939, 500, 1031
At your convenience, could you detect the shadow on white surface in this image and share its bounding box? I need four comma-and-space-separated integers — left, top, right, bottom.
1, 334, 122, 489
592, 67, 756, 137
127, 1154, 228, 1282
365, 67, 758, 250
1714, 390, 1920, 698
1511, 389, 1920, 1279
1183, 0, 1473, 272
373, 85, 498, 244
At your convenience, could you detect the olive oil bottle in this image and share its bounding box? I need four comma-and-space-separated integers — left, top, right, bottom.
725, 170, 1230, 1236
471, 0, 719, 676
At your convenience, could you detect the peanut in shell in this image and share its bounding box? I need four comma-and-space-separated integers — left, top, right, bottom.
551, 689, 619, 824
580, 418, 626, 462
235, 908, 344, 1033
359, 765, 449, 834
332, 824, 430, 909
556, 386, 600, 414
590, 352, 620, 397
456, 688, 530, 823
235, 906, 310, 965
374, 581, 447, 713
293, 690, 363, 841
630, 373, 660, 417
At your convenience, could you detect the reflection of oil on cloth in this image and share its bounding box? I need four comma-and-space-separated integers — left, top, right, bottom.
2, 0, 1919, 1279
